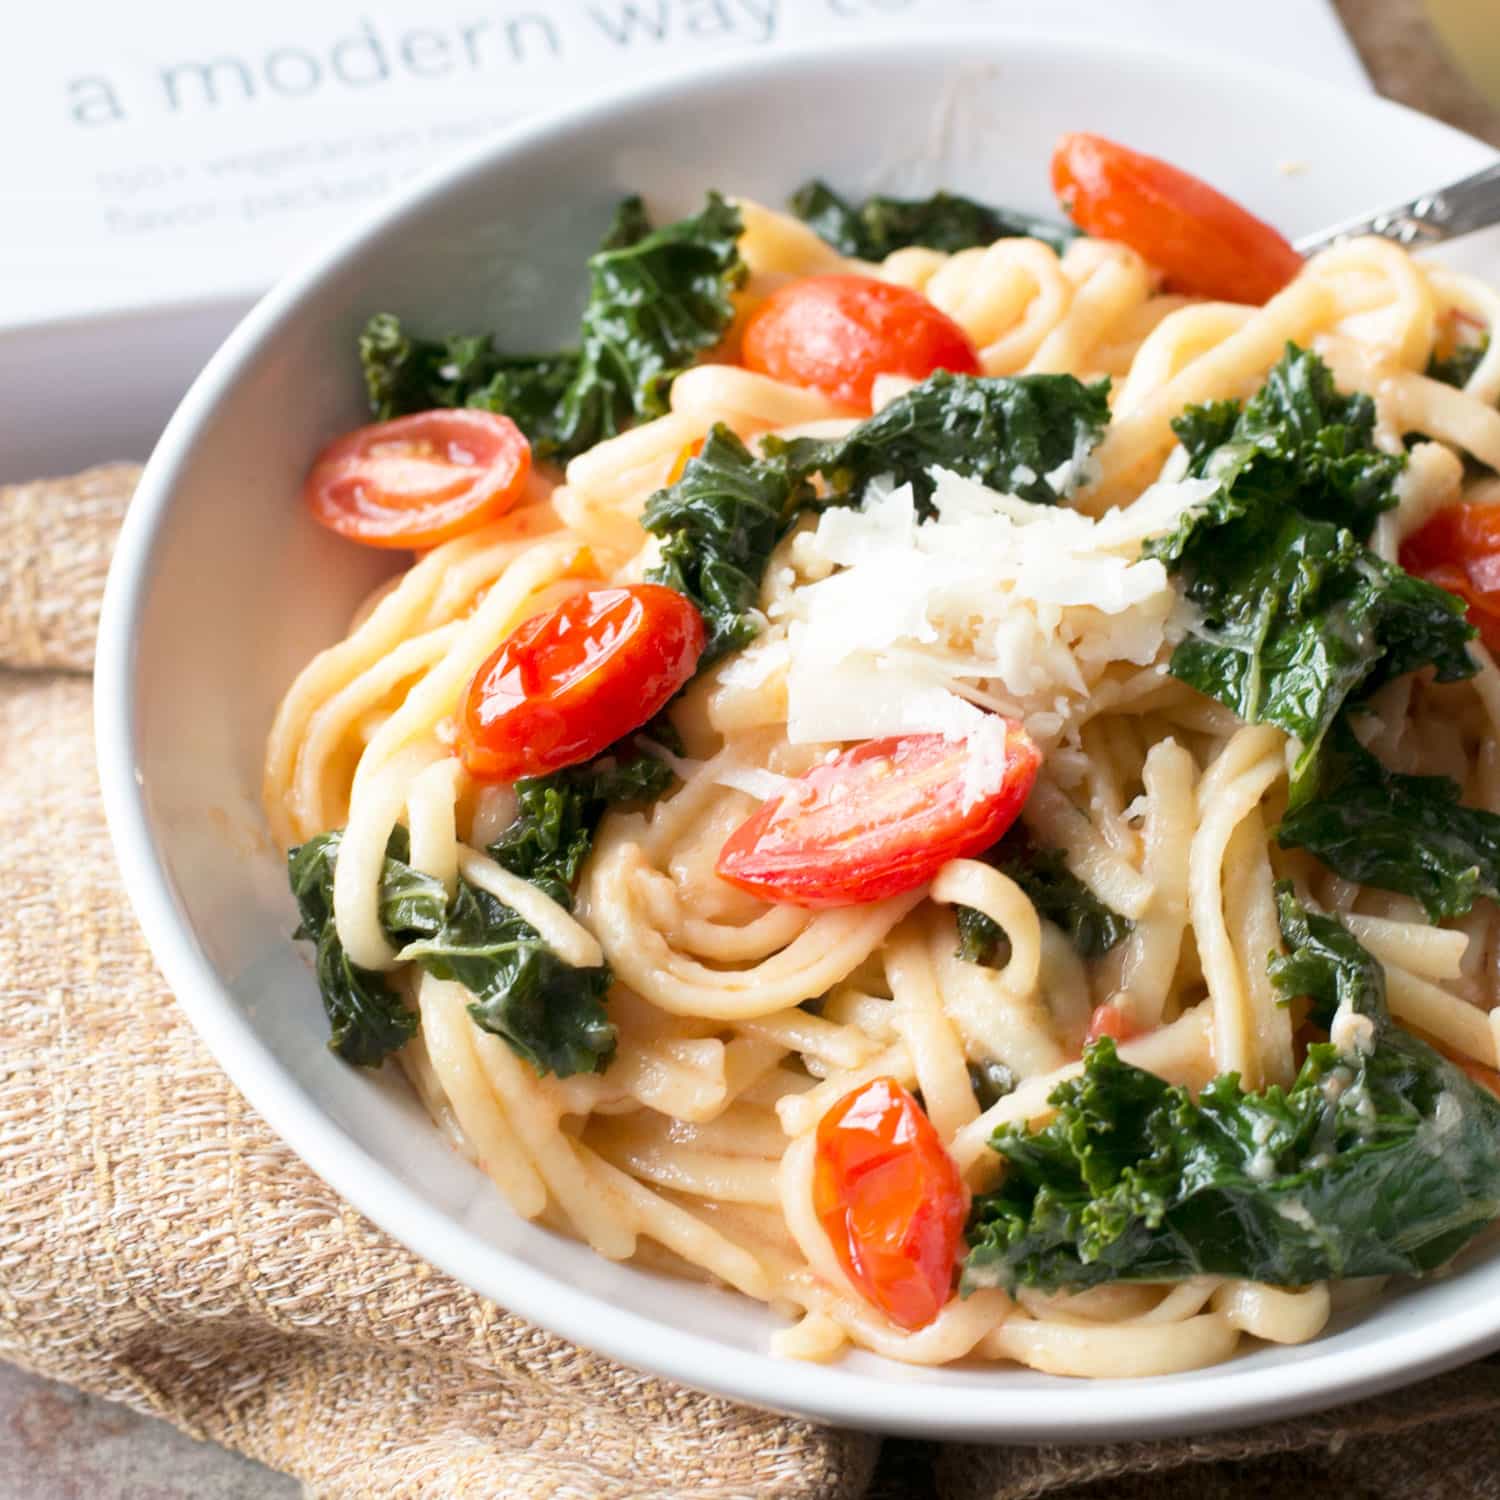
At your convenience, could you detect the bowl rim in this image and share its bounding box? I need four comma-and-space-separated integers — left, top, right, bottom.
95, 28, 1500, 1440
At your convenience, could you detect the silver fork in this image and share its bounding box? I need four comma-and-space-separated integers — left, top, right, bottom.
1293, 160, 1500, 256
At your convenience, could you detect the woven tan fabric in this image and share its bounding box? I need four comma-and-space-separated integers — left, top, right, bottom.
5, 19, 1500, 1490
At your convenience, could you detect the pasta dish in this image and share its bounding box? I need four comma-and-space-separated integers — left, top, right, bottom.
265, 134, 1500, 1377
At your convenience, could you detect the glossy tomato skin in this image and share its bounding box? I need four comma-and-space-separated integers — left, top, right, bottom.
305, 409, 531, 549
716, 727, 1041, 908
814, 1077, 968, 1330
459, 584, 704, 782
1401, 503, 1500, 655
1052, 133, 1302, 305
741, 274, 980, 410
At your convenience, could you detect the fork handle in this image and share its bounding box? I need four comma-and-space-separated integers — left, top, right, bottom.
1292, 160, 1500, 256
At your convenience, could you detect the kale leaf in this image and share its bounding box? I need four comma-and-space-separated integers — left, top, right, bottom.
789, 179, 1079, 258
643, 422, 814, 664
964, 890, 1500, 1293
358, 314, 577, 429
777, 370, 1112, 512
1144, 345, 1480, 792
488, 738, 678, 900
397, 881, 615, 1077
1146, 473, 1473, 799
357, 193, 744, 461
288, 828, 442, 1067
1144, 345, 1483, 791
1277, 719, 1500, 921
955, 832, 1132, 966
1265, 881, 1384, 1027
551, 191, 745, 458
1175, 343, 1406, 539
968, 1059, 1019, 1112
1000, 840, 1134, 960
955, 906, 1008, 967
643, 371, 1110, 664
288, 827, 615, 1076
1428, 333, 1490, 391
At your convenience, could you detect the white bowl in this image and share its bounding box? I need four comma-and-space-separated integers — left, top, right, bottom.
97, 33, 1500, 1440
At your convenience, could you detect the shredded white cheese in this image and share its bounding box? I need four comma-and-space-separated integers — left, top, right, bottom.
771, 467, 1216, 787
711, 761, 799, 801
1330, 1005, 1377, 1058
639, 736, 795, 803
1276, 1200, 1315, 1230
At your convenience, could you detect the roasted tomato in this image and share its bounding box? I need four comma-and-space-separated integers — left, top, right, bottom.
813, 1077, 968, 1330
742, 274, 981, 409
459, 584, 704, 781
1052, 133, 1302, 304
304, 409, 531, 549
716, 728, 1041, 908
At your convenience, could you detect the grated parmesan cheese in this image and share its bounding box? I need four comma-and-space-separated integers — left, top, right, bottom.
771, 466, 1216, 778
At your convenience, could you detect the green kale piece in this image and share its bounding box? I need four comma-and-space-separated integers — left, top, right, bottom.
356, 193, 744, 461
487, 737, 678, 901
397, 882, 615, 1078
963, 888, 1500, 1292
789, 179, 1079, 258
778, 370, 1112, 512
1175, 343, 1406, 539
287, 828, 442, 1067
358, 314, 574, 428
288, 826, 614, 1077
1146, 487, 1474, 794
1000, 841, 1133, 960
550, 191, 745, 458
954, 832, 1132, 967
955, 905, 1007, 968
1265, 882, 1384, 1028
643, 422, 815, 664
967, 1059, 1019, 1112
1277, 719, 1500, 921
1146, 360, 1475, 801
1428, 333, 1490, 391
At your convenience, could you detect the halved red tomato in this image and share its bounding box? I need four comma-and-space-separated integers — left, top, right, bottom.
1400, 502, 1500, 656
813, 1077, 968, 1330
1052, 133, 1302, 305
305, 408, 530, 549
741, 274, 981, 410
715, 727, 1041, 908
459, 584, 704, 782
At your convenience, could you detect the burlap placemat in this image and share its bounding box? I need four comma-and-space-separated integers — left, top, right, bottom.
6, 13, 1500, 1493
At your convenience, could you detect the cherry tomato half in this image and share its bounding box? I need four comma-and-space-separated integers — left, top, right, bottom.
813, 1077, 968, 1330
459, 584, 705, 782
1052, 133, 1302, 305
741, 274, 981, 410
1400, 502, 1500, 656
305, 409, 531, 550
716, 727, 1041, 908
